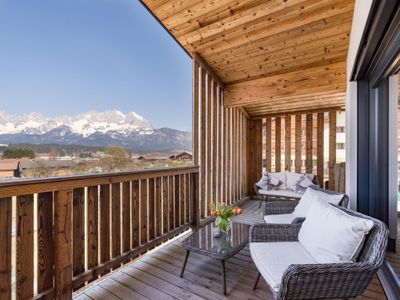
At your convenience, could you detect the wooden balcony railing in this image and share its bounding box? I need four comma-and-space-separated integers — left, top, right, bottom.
0, 166, 199, 300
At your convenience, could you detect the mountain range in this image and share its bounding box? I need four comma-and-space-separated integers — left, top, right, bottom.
0, 110, 192, 151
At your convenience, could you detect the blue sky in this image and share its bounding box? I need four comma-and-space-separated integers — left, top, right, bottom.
0, 0, 192, 131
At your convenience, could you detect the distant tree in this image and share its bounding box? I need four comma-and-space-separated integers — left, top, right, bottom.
79, 152, 93, 159
100, 146, 131, 171
2, 148, 35, 159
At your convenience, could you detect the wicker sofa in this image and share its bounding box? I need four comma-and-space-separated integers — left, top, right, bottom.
254, 171, 319, 208
250, 206, 388, 300
264, 186, 349, 224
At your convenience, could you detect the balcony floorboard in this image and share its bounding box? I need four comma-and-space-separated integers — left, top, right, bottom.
75, 200, 387, 300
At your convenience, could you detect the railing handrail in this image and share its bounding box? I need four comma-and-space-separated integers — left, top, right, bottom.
0, 165, 199, 198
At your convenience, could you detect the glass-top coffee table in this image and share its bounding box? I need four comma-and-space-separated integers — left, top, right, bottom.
180, 221, 250, 295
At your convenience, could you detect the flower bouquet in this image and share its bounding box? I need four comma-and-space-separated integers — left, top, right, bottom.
210, 202, 242, 236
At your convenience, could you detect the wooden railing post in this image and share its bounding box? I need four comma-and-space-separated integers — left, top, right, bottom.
54, 189, 73, 300
0, 197, 11, 300
191, 172, 200, 230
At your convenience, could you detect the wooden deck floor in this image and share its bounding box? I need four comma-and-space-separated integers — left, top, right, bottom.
74, 201, 388, 300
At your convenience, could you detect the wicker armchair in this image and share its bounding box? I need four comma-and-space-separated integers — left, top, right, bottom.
250, 207, 388, 300
264, 187, 349, 224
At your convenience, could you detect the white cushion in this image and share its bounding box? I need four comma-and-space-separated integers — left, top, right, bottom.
258, 189, 301, 199
298, 199, 374, 263
250, 242, 318, 292
293, 174, 315, 194
269, 172, 287, 190
264, 213, 296, 224
293, 187, 343, 218
269, 174, 281, 186
257, 170, 282, 190
286, 172, 315, 191
256, 176, 270, 190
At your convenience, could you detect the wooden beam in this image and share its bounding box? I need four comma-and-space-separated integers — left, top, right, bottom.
193, 61, 199, 165
248, 119, 262, 195
54, 189, 73, 300
317, 113, 325, 187
285, 115, 292, 171
251, 106, 344, 119
329, 111, 337, 190
200, 68, 206, 218
193, 53, 224, 87
306, 114, 313, 173
0, 197, 12, 300
275, 117, 281, 172
239, 107, 250, 119
265, 117, 272, 171
224, 62, 346, 107
17, 195, 34, 299
295, 115, 302, 173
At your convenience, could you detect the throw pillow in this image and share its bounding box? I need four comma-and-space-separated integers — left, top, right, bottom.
298, 199, 374, 263
293, 174, 315, 194
293, 187, 343, 218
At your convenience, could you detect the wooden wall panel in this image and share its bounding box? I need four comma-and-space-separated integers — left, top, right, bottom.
174, 175, 180, 228
87, 186, 98, 270
131, 180, 140, 248
285, 115, 291, 171
37, 192, 54, 294
200, 68, 206, 218
140, 180, 148, 244
162, 177, 169, 234
0, 197, 12, 300
0, 167, 199, 298
206, 75, 212, 210
185, 174, 190, 223
111, 183, 121, 257
295, 114, 302, 173
217, 86, 222, 205
260, 109, 341, 190
193, 57, 249, 217
248, 119, 262, 195
329, 111, 337, 190
155, 177, 162, 238
73, 188, 85, 278
122, 182, 131, 252
180, 174, 185, 226
16, 195, 34, 299
212, 82, 218, 205
275, 117, 281, 172
168, 176, 174, 231
227, 108, 232, 204
265, 117, 272, 171
148, 178, 155, 241
306, 114, 313, 173
193, 62, 199, 165
100, 184, 110, 264
317, 113, 325, 187
54, 189, 73, 299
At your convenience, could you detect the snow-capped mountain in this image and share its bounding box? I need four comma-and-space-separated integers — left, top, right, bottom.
0, 110, 191, 151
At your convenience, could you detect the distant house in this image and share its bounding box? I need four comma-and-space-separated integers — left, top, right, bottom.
169, 152, 192, 161
0, 159, 22, 179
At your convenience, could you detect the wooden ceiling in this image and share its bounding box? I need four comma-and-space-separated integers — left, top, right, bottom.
142, 0, 354, 116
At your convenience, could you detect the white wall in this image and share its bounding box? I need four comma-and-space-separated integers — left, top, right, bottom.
345, 0, 373, 209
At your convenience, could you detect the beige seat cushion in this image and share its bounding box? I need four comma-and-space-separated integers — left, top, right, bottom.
258, 189, 301, 199
250, 242, 318, 292
264, 213, 295, 224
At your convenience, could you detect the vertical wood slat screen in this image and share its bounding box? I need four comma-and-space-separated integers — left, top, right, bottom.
0, 166, 198, 299
193, 58, 249, 218
258, 110, 340, 190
